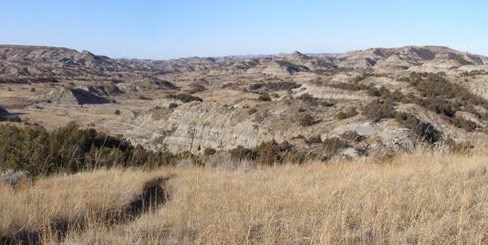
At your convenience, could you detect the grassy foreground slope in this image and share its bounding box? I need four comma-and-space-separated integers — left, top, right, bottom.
3, 152, 488, 244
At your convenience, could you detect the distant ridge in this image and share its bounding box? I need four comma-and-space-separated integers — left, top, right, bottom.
1, 45, 487, 79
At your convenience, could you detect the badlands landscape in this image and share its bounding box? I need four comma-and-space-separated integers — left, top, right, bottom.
2, 45, 488, 162
3, 45, 488, 243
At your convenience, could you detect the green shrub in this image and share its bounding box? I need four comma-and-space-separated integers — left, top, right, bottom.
258, 93, 271, 101
249, 83, 263, 91
337, 108, 358, 120
137, 95, 152, 100
297, 93, 313, 100
204, 148, 217, 156
248, 108, 258, 115
168, 103, 179, 109
340, 131, 365, 142
336, 112, 348, 120
363, 99, 396, 122
452, 116, 478, 132
445, 138, 473, 154
0, 123, 175, 177
188, 83, 206, 94
322, 101, 336, 107
395, 113, 442, 144
300, 114, 319, 127
6, 116, 21, 123
460, 70, 487, 77
331, 82, 371, 91
230, 146, 258, 161
367, 86, 382, 97
367, 86, 390, 97
297, 93, 319, 106
230, 141, 304, 165
366, 86, 406, 103
175, 150, 204, 166
260, 141, 305, 165
250, 82, 301, 91
266, 82, 301, 91
322, 137, 349, 157
168, 93, 203, 103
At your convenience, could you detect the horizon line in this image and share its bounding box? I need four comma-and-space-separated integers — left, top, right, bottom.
0, 43, 484, 61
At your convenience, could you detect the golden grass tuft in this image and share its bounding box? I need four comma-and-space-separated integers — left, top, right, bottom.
4, 152, 488, 244
0, 168, 172, 243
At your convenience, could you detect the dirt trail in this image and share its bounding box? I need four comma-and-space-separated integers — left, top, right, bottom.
0, 176, 170, 245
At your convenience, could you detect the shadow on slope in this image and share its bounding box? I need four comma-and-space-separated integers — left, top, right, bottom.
0, 176, 170, 245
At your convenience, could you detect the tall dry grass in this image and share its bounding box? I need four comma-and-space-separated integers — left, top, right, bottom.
58, 151, 488, 244
0, 168, 171, 243
0, 153, 488, 244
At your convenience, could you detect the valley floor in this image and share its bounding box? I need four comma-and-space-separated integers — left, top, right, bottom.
2, 152, 488, 244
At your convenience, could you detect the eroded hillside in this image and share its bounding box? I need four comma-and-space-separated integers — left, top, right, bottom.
2, 45, 488, 163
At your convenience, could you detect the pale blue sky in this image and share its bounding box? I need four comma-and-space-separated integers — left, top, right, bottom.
0, 0, 486, 59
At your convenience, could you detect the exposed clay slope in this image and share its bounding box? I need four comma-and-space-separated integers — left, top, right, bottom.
338, 46, 488, 70
33, 87, 113, 105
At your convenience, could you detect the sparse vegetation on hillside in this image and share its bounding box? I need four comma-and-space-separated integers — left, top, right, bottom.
296, 93, 319, 106
305, 135, 322, 144
257, 92, 271, 101
403, 72, 488, 121
363, 98, 445, 144
167, 93, 203, 103
203, 147, 216, 156
452, 115, 478, 132
395, 112, 442, 144
275, 60, 310, 73
460, 70, 488, 77
363, 98, 397, 122
188, 83, 206, 94
359, 73, 486, 135
340, 130, 366, 142
337, 107, 358, 120
230, 140, 304, 164
249, 81, 301, 92
300, 114, 319, 127
322, 137, 349, 158
0, 123, 175, 176
330, 81, 372, 91
137, 94, 152, 100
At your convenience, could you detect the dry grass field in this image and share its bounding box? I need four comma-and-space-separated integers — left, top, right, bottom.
3, 151, 488, 244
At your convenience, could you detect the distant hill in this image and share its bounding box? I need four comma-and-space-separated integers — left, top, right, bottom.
1, 45, 487, 80
0, 45, 130, 80
337, 46, 488, 69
